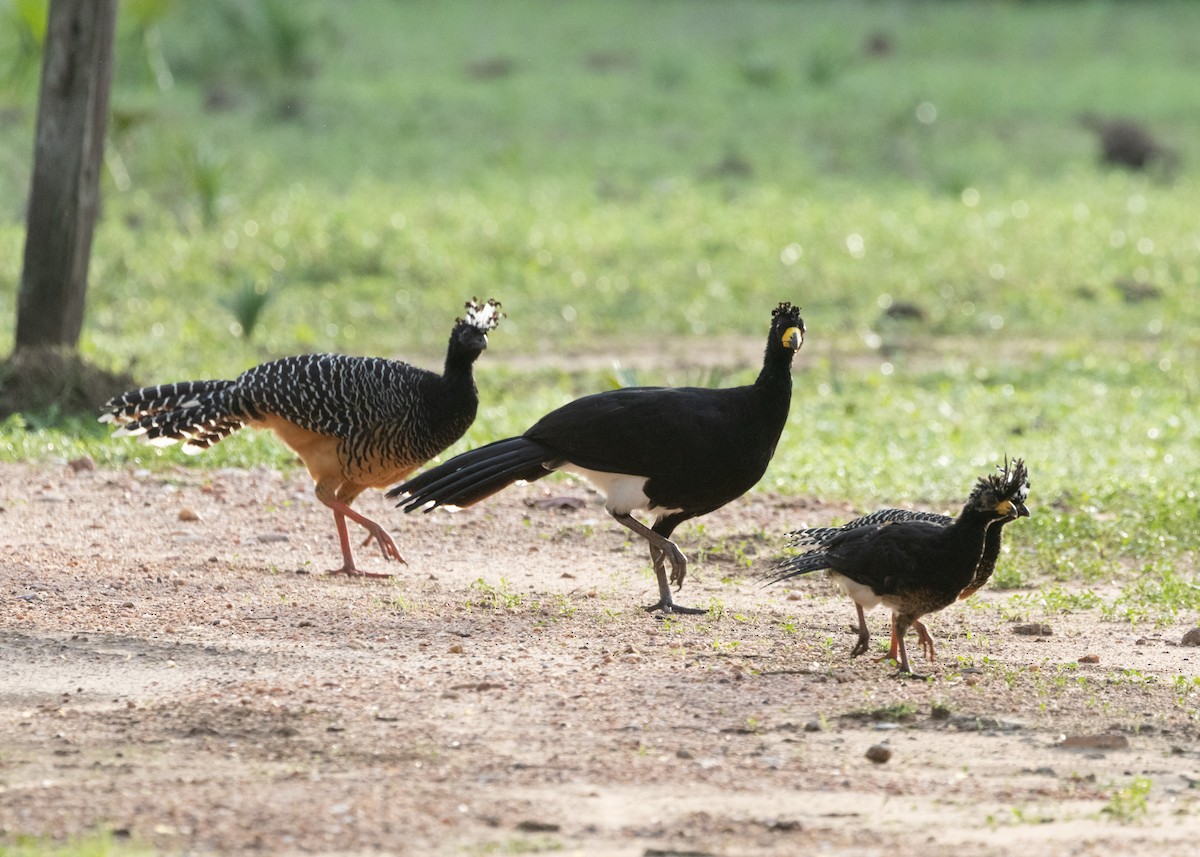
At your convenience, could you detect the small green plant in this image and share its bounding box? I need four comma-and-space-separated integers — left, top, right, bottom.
468, 577, 522, 610
222, 278, 273, 340
388, 594, 414, 613
1172, 675, 1200, 707
186, 138, 227, 226
996, 665, 1023, 690
1102, 776, 1152, 823
659, 615, 683, 634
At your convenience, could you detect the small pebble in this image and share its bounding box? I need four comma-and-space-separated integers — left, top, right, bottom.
178, 507, 201, 522
1078, 654, 1101, 664
1181, 628, 1200, 647
865, 744, 892, 764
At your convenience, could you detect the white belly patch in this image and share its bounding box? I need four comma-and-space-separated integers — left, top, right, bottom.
832, 573, 884, 610
557, 464, 684, 518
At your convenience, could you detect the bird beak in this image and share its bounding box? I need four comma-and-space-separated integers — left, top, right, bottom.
782, 326, 804, 350
1014, 501, 1030, 518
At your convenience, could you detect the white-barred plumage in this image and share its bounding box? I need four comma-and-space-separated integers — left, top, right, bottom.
100, 298, 502, 577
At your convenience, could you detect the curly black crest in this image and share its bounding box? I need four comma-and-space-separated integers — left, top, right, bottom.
987, 456, 1029, 500
772, 301, 803, 325
970, 457, 1030, 511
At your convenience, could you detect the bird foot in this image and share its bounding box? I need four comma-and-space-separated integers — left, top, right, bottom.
891, 668, 929, 681
325, 565, 394, 579
359, 528, 407, 565
849, 624, 871, 658
643, 598, 706, 616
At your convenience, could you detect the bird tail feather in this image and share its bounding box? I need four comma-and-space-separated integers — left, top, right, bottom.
763, 550, 833, 586
785, 525, 846, 549
386, 437, 553, 512
99, 380, 243, 452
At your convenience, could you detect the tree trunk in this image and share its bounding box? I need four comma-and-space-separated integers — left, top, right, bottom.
14, 0, 118, 351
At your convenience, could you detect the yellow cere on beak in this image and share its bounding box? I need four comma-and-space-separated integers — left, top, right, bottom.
782, 326, 804, 350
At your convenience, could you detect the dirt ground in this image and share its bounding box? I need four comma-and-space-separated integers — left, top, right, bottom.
2, 460, 1199, 856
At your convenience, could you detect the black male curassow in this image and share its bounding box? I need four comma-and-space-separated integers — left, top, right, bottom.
389, 302, 806, 614
770, 458, 1030, 675
100, 299, 502, 578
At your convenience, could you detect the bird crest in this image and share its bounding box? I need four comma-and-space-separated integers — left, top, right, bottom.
772, 301, 803, 325
771, 301, 805, 351
461, 298, 503, 332
989, 456, 1029, 500
969, 457, 1030, 512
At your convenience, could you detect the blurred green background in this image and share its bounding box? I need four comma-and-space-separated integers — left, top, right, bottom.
0, 0, 1197, 615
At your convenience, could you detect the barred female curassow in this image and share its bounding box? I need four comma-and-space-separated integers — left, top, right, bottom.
100, 299, 502, 578
770, 459, 1030, 675
389, 302, 806, 614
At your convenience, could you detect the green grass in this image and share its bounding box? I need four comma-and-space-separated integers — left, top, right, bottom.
0, 0, 1198, 599
0, 831, 151, 857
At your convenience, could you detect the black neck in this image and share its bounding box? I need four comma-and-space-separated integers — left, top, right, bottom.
755, 336, 796, 389
442, 333, 482, 393
951, 504, 1006, 538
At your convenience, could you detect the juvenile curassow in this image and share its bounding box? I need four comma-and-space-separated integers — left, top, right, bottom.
388, 302, 806, 614
770, 459, 1030, 675
100, 298, 502, 578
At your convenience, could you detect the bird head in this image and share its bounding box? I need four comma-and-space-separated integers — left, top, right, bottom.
454, 297, 504, 351
968, 457, 1031, 521
771, 301, 806, 352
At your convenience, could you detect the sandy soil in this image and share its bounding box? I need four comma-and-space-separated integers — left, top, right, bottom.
2, 460, 1199, 856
